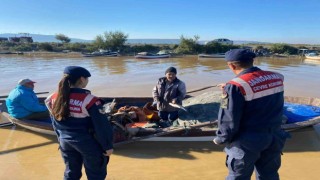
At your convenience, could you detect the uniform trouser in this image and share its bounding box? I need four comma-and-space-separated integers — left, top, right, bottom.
159, 111, 178, 121
224, 130, 289, 180
59, 138, 109, 180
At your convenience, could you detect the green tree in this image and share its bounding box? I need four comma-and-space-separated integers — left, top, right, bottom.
93, 35, 105, 50
175, 35, 199, 54
93, 31, 128, 51
67, 43, 87, 52
255, 45, 264, 50
204, 42, 239, 54
130, 44, 160, 54
104, 31, 128, 51
39, 43, 54, 51
55, 34, 71, 43
270, 44, 298, 55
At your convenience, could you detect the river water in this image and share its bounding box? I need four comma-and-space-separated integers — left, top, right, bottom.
0, 54, 320, 179
1, 54, 319, 97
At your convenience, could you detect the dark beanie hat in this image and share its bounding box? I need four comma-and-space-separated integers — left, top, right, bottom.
165, 67, 177, 74
64, 66, 91, 78
225, 49, 256, 62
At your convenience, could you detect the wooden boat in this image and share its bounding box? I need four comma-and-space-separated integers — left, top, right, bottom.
134, 52, 170, 59
0, 97, 216, 145
198, 53, 225, 58
271, 54, 289, 58
305, 55, 320, 60
281, 96, 320, 131
1, 96, 319, 143
0, 51, 24, 55
82, 50, 119, 57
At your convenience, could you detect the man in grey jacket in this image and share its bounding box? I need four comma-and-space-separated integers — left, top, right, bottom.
152, 67, 186, 127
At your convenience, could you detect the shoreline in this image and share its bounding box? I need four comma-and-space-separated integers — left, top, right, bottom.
0, 51, 304, 58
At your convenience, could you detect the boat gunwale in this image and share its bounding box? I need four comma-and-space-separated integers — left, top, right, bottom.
1, 96, 320, 136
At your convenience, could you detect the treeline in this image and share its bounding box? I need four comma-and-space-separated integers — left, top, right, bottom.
0, 31, 315, 55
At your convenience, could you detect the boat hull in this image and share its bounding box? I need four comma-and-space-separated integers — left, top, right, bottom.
82, 52, 119, 57
198, 54, 225, 58
1, 96, 319, 142
134, 54, 170, 59
305, 55, 320, 60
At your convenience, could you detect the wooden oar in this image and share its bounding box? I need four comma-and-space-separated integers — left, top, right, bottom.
187, 85, 218, 94
0, 91, 49, 99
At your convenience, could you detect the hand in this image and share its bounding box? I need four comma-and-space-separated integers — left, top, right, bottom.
213, 137, 222, 145
217, 83, 226, 91
171, 99, 176, 104
152, 101, 157, 106
103, 149, 114, 156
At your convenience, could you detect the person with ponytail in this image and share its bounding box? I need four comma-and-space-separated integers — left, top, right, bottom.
45, 66, 113, 180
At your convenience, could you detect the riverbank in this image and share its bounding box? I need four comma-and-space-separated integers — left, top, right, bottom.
0, 50, 305, 58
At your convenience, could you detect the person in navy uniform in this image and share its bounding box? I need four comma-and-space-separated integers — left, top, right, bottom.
152, 67, 186, 127
45, 66, 113, 180
213, 49, 290, 180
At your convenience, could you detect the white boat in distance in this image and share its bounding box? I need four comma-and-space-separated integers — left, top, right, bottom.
82, 49, 119, 57
305, 53, 320, 60
198, 53, 225, 58
134, 52, 171, 59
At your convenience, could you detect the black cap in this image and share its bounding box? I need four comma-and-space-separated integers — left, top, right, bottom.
225, 49, 256, 62
64, 66, 91, 78
165, 67, 177, 74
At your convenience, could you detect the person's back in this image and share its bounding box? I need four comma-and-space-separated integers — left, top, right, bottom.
229, 68, 284, 132
213, 49, 290, 180
46, 66, 113, 180
47, 89, 105, 139
6, 79, 47, 119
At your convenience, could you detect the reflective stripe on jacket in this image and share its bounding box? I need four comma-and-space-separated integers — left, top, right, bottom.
45, 88, 113, 151
215, 67, 284, 144
229, 70, 284, 101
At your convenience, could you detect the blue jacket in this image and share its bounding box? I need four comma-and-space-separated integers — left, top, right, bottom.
5, 85, 48, 118
215, 67, 284, 144
45, 88, 113, 151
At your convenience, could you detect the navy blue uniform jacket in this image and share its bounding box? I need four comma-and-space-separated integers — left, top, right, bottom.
46, 88, 113, 151
215, 67, 284, 144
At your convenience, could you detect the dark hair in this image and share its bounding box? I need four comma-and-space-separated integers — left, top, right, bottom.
230, 59, 254, 69
165, 67, 177, 74
51, 74, 80, 121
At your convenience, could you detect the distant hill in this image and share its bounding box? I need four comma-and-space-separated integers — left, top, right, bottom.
126, 39, 267, 45
127, 39, 180, 44
0, 33, 266, 45
0, 33, 91, 43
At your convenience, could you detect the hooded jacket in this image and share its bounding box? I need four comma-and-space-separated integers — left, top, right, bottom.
6, 85, 47, 118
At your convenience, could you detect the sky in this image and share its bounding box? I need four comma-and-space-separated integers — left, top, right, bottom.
0, 0, 319, 44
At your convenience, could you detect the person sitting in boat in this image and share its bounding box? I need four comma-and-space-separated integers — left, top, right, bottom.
152, 67, 186, 127
5, 78, 49, 120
